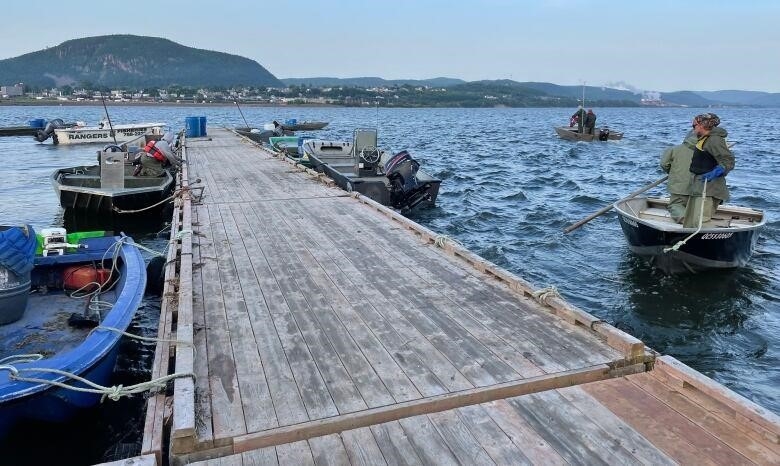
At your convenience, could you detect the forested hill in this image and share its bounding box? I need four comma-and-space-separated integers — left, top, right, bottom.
0, 35, 282, 88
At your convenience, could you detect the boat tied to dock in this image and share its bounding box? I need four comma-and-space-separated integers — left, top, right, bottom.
301, 128, 441, 211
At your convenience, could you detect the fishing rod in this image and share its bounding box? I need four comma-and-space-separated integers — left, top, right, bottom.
234, 99, 249, 128
100, 93, 118, 145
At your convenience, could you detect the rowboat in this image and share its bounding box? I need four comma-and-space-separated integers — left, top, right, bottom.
614, 197, 765, 273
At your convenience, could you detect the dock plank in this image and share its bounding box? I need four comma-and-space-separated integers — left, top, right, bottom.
197, 205, 247, 440
584, 377, 752, 465
212, 204, 278, 433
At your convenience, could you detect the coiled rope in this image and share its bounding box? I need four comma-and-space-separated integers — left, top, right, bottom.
531, 286, 560, 305
434, 235, 464, 248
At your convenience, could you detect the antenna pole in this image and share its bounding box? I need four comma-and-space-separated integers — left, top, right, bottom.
100, 92, 117, 145
234, 99, 249, 128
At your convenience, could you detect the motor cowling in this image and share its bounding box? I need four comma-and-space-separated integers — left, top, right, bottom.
598, 128, 610, 141
33, 118, 65, 143
384, 150, 432, 210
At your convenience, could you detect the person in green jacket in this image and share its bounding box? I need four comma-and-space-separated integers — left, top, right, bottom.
570, 106, 586, 133
660, 131, 698, 223
682, 113, 735, 228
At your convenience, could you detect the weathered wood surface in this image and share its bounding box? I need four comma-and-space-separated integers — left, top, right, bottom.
168, 129, 779, 465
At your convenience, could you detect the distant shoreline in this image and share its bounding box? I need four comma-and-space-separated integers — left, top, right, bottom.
0, 100, 338, 108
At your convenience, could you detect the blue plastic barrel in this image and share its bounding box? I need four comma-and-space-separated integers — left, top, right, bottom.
185, 117, 200, 137
29, 118, 46, 128
199, 116, 207, 137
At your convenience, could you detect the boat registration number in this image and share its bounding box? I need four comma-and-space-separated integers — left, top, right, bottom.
701, 232, 734, 239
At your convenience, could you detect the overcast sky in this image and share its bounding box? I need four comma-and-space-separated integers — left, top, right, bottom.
1, 0, 778, 93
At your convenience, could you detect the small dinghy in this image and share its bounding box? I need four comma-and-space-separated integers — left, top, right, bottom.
614, 197, 765, 273
0, 228, 146, 435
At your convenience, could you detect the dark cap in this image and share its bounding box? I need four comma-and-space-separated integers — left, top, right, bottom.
694, 113, 720, 129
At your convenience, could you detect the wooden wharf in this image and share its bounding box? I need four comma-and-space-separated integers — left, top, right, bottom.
142, 127, 780, 465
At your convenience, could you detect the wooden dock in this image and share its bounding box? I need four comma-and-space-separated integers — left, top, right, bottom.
142, 128, 780, 465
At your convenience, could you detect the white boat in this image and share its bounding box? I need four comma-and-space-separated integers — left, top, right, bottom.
49, 121, 165, 145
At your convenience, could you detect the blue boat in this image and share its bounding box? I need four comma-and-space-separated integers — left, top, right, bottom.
0, 232, 146, 436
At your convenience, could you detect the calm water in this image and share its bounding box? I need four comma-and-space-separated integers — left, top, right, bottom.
1, 104, 778, 462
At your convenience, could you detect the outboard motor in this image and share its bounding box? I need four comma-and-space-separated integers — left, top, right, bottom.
34, 118, 65, 144
384, 150, 432, 210
598, 128, 610, 141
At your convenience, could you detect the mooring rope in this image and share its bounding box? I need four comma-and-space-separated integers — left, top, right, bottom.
531, 286, 560, 305
664, 179, 708, 253
88, 325, 194, 348
1, 365, 194, 402
434, 235, 464, 249
112, 186, 192, 214
1, 326, 196, 402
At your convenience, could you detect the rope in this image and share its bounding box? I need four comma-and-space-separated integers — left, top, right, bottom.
88, 325, 194, 348
531, 286, 560, 305
434, 235, 464, 249
112, 186, 191, 214
664, 179, 708, 253
1, 365, 194, 402
1, 326, 196, 402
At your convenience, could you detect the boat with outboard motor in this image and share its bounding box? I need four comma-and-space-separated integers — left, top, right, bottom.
0, 228, 145, 436
35, 119, 165, 145
302, 128, 440, 211
555, 126, 623, 141
279, 119, 329, 131
614, 197, 765, 273
52, 146, 176, 216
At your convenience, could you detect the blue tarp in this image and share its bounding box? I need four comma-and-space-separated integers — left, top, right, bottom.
0, 225, 37, 277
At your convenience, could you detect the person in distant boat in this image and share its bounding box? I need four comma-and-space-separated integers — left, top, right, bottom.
584, 109, 597, 135
570, 105, 586, 133
660, 131, 698, 223
682, 113, 734, 228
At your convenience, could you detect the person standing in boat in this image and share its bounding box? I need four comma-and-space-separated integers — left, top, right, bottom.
660, 131, 698, 223
683, 113, 734, 228
570, 105, 586, 133
584, 109, 597, 135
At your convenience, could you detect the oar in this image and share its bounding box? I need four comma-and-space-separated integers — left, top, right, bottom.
563, 175, 668, 234
234, 100, 249, 129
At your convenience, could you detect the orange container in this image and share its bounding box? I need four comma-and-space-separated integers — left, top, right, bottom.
63, 266, 112, 291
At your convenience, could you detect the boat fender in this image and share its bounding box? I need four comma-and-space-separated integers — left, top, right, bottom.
63, 265, 112, 291
145, 256, 166, 295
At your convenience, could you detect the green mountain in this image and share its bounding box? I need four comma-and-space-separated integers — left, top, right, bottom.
0, 35, 282, 88
281, 76, 467, 88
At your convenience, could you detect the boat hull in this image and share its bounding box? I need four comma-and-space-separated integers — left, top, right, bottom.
52, 166, 175, 216
555, 126, 623, 141
615, 198, 764, 273
53, 123, 164, 145
0, 235, 146, 436
281, 121, 328, 131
